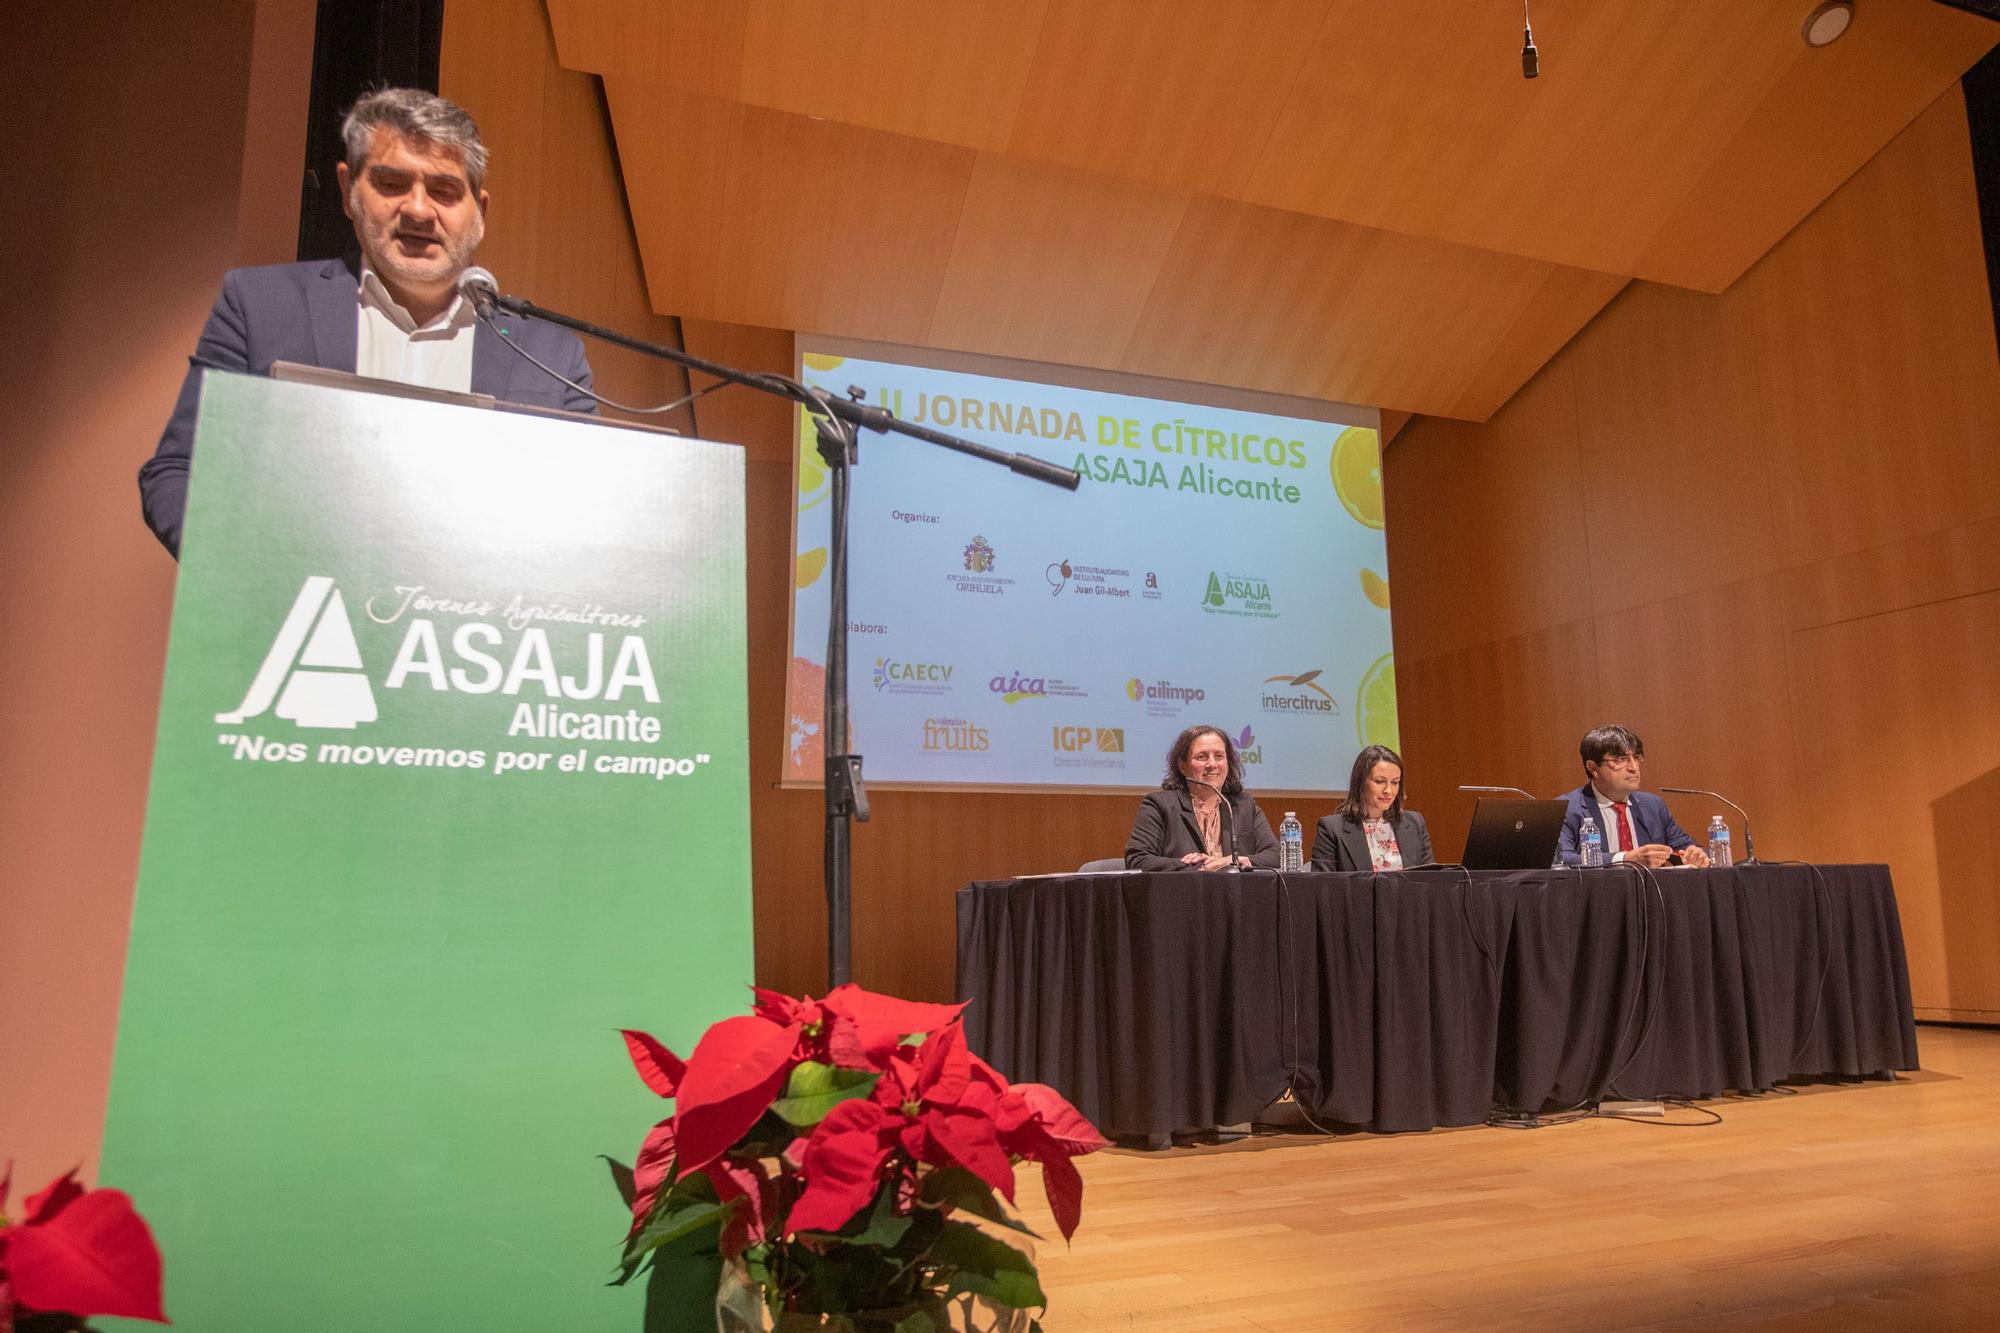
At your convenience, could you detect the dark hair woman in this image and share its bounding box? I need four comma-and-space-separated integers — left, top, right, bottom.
1124, 724, 1280, 871
1310, 743, 1434, 872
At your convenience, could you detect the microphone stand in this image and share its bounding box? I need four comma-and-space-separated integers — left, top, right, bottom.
474, 288, 1081, 988
1459, 785, 1537, 799
1660, 787, 1758, 864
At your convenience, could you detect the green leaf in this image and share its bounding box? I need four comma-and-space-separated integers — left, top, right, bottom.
918, 1167, 1041, 1238
892, 1309, 939, 1333
771, 1061, 882, 1127
929, 1222, 1046, 1311
620, 1197, 728, 1276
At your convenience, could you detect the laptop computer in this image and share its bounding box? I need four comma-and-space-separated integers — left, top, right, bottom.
1460, 798, 1569, 871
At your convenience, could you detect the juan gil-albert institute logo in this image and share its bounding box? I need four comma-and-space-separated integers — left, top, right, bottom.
216, 576, 378, 729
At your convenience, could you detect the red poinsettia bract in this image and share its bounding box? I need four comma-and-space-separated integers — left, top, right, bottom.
0, 1162, 168, 1325
618, 984, 1105, 1251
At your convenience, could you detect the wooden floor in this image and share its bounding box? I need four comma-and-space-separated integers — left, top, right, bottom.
1010, 1025, 2000, 1331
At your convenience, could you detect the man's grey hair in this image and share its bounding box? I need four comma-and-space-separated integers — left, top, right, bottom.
341, 88, 489, 192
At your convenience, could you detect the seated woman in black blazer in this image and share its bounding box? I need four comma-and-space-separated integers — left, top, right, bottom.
1125, 724, 1281, 871
1312, 743, 1434, 871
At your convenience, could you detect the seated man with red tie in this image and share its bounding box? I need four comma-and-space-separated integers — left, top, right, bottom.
1556, 724, 1711, 868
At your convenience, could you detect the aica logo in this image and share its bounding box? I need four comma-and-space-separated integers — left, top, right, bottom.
991, 671, 1046, 704
218, 577, 377, 729
963, 535, 996, 574
1261, 669, 1339, 715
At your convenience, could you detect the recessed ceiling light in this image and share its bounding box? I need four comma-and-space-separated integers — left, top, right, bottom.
1803, 1, 1855, 47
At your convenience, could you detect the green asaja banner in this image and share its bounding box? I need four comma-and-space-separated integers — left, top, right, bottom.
102, 373, 751, 1329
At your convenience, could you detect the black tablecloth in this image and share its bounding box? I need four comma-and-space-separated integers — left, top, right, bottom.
955, 865, 1919, 1139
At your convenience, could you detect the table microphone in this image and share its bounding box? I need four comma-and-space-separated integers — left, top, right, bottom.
1459, 785, 1538, 799
1661, 787, 1758, 864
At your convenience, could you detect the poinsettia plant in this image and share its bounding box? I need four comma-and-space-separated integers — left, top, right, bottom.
610, 985, 1106, 1331
0, 1163, 167, 1332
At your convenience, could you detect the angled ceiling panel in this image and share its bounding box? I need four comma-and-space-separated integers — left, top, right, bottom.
553, 0, 1997, 420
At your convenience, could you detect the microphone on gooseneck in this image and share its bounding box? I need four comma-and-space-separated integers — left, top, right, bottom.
458, 266, 500, 318
1661, 787, 1758, 863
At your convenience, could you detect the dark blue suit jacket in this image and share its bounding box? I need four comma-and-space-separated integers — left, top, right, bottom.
1556, 785, 1694, 865
139, 255, 597, 556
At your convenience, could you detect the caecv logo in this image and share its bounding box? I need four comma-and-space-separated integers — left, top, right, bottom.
216, 576, 378, 729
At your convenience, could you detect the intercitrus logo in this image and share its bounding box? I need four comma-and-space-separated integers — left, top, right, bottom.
217, 576, 377, 729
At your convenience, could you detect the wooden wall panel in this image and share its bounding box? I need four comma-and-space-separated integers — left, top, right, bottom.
1789, 591, 2000, 1018
1591, 574, 1809, 863
441, 0, 694, 429
1383, 353, 1591, 664
1632, 0, 2000, 291
1396, 619, 1605, 865
1389, 86, 2000, 1019
605, 83, 977, 341
1740, 92, 2000, 571
1568, 282, 1778, 615
0, 0, 311, 1189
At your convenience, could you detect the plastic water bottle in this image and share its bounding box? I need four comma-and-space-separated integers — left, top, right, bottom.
1579, 816, 1605, 867
1707, 816, 1732, 868
1280, 812, 1304, 872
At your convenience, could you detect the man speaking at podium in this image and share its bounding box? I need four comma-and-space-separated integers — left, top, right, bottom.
139, 88, 596, 557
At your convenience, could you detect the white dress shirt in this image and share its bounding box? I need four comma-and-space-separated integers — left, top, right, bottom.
354, 263, 477, 393
1592, 786, 1642, 862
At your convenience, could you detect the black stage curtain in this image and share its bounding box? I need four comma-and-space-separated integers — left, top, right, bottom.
296, 0, 446, 262
956, 865, 1918, 1140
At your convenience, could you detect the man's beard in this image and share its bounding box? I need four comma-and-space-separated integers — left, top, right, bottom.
360, 210, 483, 290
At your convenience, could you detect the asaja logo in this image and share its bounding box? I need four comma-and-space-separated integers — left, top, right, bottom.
220, 576, 663, 732
1260, 668, 1339, 715
218, 576, 377, 729
963, 535, 996, 574
1201, 570, 1277, 618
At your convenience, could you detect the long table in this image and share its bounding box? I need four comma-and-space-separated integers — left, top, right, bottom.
955, 864, 1919, 1140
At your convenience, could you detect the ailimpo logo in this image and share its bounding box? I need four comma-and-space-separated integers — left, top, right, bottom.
217, 576, 378, 729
